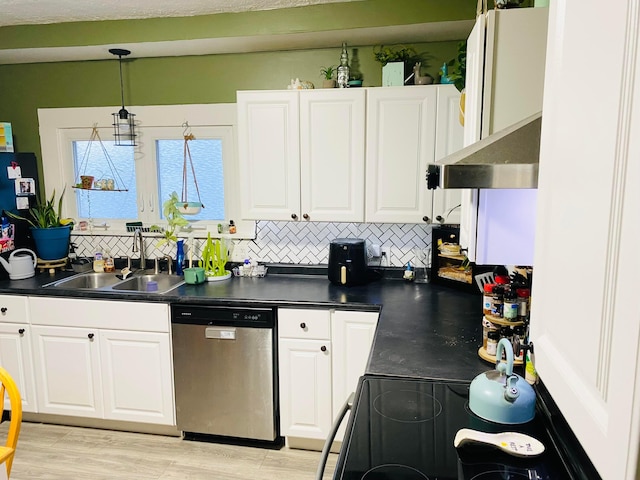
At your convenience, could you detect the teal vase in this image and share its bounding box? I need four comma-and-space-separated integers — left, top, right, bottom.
30, 226, 71, 260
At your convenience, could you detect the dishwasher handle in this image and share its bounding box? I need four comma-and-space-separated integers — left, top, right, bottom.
315, 392, 355, 480
205, 327, 236, 340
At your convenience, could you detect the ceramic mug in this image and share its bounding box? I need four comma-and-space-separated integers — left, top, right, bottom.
184, 267, 205, 284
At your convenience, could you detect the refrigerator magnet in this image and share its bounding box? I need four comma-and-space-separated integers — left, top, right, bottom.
15, 178, 35, 196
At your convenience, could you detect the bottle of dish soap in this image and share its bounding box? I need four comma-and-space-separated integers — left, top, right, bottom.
403, 261, 415, 281
93, 252, 105, 273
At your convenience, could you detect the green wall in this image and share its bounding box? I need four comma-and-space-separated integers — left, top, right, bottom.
0, 0, 474, 175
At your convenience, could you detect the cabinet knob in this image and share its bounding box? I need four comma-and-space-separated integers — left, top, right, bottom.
18, 328, 24, 335
1, 307, 7, 314
88, 333, 95, 340
422, 216, 430, 223
300, 322, 306, 329
436, 215, 444, 223
320, 345, 327, 352
291, 213, 298, 220
302, 213, 309, 220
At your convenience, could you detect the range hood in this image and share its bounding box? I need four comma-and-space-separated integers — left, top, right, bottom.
426, 112, 541, 189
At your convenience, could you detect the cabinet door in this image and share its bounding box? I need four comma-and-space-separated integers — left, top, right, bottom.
432, 85, 464, 226
278, 337, 332, 440
0, 323, 37, 413
300, 89, 365, 222
100, 329, 174, 425
237, 90, 300, 221
531, 1, 640, 478
365, 86, 437, 223
331, 310, 378, 440
31, 325, 103, 417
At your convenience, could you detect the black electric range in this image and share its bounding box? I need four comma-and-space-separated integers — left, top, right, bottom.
333, 375, 572, 480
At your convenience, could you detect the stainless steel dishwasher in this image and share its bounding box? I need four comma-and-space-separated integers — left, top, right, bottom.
171, 304, 279, 442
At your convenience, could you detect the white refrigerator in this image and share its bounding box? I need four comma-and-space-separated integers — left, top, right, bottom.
460, 7, 549, 266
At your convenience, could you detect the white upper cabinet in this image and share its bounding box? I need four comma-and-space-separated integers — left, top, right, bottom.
237, 90, 301, 221
238, 89, 365, 222
300, 89, 366, 222
432, 85, 465, 225
531, 1, 640, 478
365, 85, 463, 224
365, 86, 437, 224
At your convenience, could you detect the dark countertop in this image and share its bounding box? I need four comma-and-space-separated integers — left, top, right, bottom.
0, 270, 489, 383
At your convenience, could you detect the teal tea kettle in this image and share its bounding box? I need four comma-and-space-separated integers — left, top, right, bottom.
469, 338, 536, 424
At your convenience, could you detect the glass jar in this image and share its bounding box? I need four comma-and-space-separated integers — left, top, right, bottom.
483, 283, 496, 316
490, 285, 504, 317
482, 316, 499, 349
503, 289, 519, 321
513, 325, 525, 361
486, 330, 500, 356
517, 288, 531, 321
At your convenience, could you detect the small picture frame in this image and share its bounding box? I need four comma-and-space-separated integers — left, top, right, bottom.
16, 196, 30, 210
15, 178, 35, 196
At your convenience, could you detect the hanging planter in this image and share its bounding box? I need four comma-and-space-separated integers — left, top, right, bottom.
72, 125, 128, 192
177, 123, 204, 215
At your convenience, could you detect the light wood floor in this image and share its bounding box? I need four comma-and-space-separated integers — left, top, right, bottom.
0, 422, 336, 480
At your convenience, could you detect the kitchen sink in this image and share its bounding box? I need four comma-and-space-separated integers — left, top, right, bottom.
47, 272, 123, 289
45, 271, 185, 294
111, 274, 185, 294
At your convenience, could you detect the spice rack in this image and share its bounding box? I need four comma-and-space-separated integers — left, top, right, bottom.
478, 346, 524, 366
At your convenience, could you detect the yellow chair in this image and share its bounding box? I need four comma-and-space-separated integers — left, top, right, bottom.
0, 367, 21, 478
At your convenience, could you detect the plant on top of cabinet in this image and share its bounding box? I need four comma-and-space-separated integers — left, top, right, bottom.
319, 66, 337, 88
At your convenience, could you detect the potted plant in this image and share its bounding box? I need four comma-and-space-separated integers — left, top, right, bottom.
7, 187, 74, 260
151, 191, 190, 248
373, 45, 426, 86
319, 65, 337, 88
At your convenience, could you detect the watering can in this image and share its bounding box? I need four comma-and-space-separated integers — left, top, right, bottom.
0, 248, 37, 280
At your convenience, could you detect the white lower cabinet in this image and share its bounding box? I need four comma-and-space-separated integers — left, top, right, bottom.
278, 308, 378, 442
0, 322, 37, 413
28, 297, 174, 426
0, 295, 37, 413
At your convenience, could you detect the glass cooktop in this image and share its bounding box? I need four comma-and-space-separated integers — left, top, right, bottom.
333, 376, 571, 480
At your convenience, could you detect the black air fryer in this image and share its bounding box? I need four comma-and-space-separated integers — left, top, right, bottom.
328, 238, 368, 286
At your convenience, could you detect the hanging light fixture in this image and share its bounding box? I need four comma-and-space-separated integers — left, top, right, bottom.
109, 48, 137, 146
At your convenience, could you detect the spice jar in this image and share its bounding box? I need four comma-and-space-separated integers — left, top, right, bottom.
503, 289, 519, 321
517, 288, 531, 321
486, 330, 500, 356
482, 316, 499, 349
490, 285, 504, 317
483, 283, 496, 316
513, 325, 525, 362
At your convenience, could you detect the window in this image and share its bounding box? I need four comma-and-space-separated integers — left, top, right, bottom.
38, 105, 255, 238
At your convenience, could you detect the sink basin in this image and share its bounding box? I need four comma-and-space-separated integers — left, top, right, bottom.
48, 273, 122, 289
45, 271, 185, 294
110, 274, 185, 294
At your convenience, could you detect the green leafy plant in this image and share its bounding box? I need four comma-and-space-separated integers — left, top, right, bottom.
151, 191, 189, 247
6, 187, 72, 228
319, 65, 336, 80
446, 41, 467, 92
373, 45, 424, 66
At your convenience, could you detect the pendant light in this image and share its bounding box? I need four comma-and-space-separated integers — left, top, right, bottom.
109, 48, 137, 146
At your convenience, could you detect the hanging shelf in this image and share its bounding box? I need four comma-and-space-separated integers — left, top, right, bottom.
177, 122, 204, 215
72, 125, 128, 192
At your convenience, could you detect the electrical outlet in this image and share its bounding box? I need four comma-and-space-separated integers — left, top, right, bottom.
381, 246, 391, 266
231, 241, 249, 262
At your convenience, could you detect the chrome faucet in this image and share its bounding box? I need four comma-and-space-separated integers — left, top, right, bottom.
162, 255, 174, 275
132, 229, 146, 270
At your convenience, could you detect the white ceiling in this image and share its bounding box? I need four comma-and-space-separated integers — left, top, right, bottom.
0, 0, 361, 27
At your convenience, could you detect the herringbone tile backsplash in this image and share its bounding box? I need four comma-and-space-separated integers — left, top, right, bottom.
72, 221, 433, 268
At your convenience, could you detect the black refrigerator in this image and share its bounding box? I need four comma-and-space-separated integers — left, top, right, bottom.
0, 152, 41, 279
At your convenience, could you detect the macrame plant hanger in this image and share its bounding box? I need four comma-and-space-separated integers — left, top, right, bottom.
179, 122, 204, 215
73, 124, 128, 192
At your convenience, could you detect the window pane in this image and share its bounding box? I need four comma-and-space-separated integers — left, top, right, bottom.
72, 140, 137, 219
157, 139, 225, 221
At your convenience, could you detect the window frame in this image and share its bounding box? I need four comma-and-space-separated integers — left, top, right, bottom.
38, 104, 256, 239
